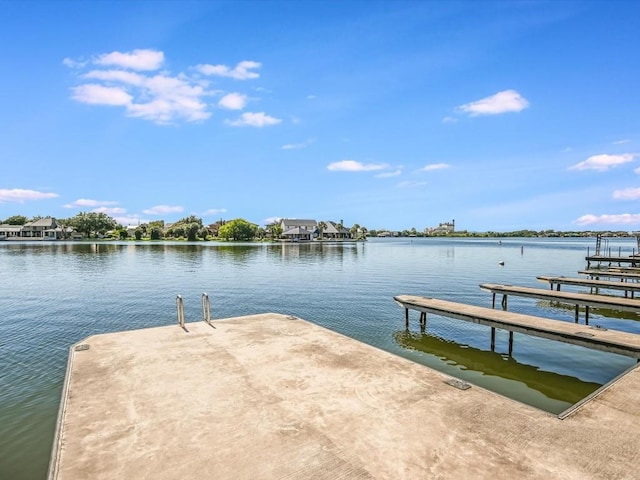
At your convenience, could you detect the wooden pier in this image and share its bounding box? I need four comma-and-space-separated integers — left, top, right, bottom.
394, 295, 640, 359
579, 269, 640, 282
536, 275, 640, 298
479, 283, 640, 324
585, 255, 640, 269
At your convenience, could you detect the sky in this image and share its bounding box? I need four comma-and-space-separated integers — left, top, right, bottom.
1, 0, 639, 232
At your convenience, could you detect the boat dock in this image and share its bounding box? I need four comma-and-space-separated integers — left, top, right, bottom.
579, 269, 640, 282
479, 283, 640, 324
585, 255, 640, 268
537, 275, 640, 298
50, 312, 640, 480
394, 295, 640, 359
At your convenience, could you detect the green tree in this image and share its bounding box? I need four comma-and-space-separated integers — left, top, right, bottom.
134, 228, 142, 240
317, 221, 326, 240
218, 218, 258, 241
119, 229, 128, 240
186, 222, 200, 241
3, 215, 28, 225
268, 223, 283, 239
67, 212, 117, 238
199, 227, 209, 241
150, 226, 163, 240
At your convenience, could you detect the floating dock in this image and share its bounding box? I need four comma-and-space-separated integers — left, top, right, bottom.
537, 275, 640, 298
479, 283, 640, 324
394, 295, 640, 358
50, 313, 640, 479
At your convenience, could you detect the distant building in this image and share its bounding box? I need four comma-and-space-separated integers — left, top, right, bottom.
424, 219, 455, 235
0, 217, 67, 240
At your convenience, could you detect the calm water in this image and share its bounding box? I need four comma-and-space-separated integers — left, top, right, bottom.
1, 237, 638, 479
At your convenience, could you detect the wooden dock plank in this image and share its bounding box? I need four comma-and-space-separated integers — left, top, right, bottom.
579, 269, 640, 281
479, 283, 640, 313
536, 275, 640, 298
394, 295, 640, 359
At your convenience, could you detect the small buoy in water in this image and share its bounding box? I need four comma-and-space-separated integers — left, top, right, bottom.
498, 261, 505, 266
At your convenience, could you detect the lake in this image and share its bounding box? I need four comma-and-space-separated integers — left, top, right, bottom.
1, 237, 639, 479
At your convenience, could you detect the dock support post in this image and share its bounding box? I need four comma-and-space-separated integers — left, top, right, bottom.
490, 327, 496, 352
574, 305, 579, 323
585, 306, 590, 325
419, 312, 427, 331
501, 294, 508, 310
508, 331, 514, 356
492, 292, 496, 309
405, 308, 409, 328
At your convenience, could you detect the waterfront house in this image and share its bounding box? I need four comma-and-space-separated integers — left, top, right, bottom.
20, 217, 61, 239
320, 221, 352, 240
280, 219, 318, 241
0, 224, 22, 239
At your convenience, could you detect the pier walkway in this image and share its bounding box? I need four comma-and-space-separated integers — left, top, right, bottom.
585, 255, 640, 268
536, 275, 640, 298
394, 295, 640, 359
50, 313, 640, 480
479, 283, 640, 324
579, 269, 640, 282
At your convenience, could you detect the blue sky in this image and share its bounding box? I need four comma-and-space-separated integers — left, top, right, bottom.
1, 0, 639, 232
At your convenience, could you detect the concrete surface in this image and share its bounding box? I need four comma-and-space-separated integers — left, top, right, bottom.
49, 313, 640, 479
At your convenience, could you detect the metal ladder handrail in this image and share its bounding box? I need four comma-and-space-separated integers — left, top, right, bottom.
176, 295, 185, 328
202, 293, 211, 325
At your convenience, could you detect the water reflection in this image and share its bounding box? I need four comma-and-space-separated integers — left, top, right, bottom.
265, 242, 361, 261
393, 330, 602, 405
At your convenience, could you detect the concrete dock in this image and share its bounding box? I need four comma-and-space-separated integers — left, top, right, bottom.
50, 313, 640, 480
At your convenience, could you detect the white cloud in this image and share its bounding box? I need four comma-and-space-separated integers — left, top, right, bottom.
218, 93, 247, 110
113, 215, 150, 226
569, 153, 634, 171
0, 189, 58, 203
94, 49, 164, 71
196, 60, 261, 80
613, 188, 640, 200
307, 95, 316, 100
327, 160, 388, 172
143, 205, 185, 215
458, 89, 529, 116
92, 206, 126, 215
375, 169, 402, 178
396, 181, 428, 188
442, 116, 458, 124
71, 84, 133, 106
422, 163, 450, 172
263, 216, 282, 225
226, 112, 281, 127
84, 69, 146, 86
202, 208, 227, 216
62, 57, 87, 69
67, 50, 263, 124
282, 138, 314, 150
613, 139, 630, 145
63, 198, 118, 208
574, 213, 640, 226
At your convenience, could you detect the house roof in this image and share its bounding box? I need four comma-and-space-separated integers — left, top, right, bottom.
24, 217, 57, 228
0, 224, 22, 232
281, 219, 317, 228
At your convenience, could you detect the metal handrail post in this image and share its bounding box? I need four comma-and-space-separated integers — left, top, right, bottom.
176, 295, 185, 328
202, 293, 211, 325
